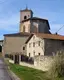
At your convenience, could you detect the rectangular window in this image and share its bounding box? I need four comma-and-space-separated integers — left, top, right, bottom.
29, 43, 31, 48
23, 47, 25, 50
33, 51, 35, 56
33, 42, 35, 47
38, 53, 40, 56
38, 41, 40, 46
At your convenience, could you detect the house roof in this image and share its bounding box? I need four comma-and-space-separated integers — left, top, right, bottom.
25, 33, 64, 43
4, 32, 31, 37
21, 17, 50, 29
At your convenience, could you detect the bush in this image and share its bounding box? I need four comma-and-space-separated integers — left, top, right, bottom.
47, 51, 64, 80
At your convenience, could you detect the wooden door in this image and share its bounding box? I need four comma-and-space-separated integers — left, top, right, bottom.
15, 55, 19, 64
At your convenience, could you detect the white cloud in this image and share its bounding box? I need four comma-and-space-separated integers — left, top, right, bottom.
0, 12, 19, 31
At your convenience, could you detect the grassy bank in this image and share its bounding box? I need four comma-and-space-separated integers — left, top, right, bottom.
9, 63, 49, 80
4, 59, 64, 80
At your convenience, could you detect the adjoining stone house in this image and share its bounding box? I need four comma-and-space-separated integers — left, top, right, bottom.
21, 33, 64, 71
25, 33, 64, 57
4, 32, 64, 71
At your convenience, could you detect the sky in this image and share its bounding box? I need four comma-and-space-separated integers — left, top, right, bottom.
0, 0, 64, 40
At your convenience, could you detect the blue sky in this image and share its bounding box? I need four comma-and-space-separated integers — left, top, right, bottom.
0, 0, 64, 40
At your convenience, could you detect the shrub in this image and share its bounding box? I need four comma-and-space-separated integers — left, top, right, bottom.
47, 51, 64, 80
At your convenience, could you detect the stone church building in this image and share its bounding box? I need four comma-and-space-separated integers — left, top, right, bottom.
3, 8, 51, 62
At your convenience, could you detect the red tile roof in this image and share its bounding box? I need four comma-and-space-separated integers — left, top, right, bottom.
25, 33, 64, 43
35, 33, 64, 40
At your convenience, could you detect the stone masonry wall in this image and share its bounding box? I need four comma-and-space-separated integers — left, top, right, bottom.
34, 55, 53, 71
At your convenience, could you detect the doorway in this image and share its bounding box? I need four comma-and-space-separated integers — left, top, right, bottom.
15, 55, 19, 64
0, 45, 2, 52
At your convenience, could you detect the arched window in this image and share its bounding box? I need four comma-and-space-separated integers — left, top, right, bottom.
23, 25, 25, 32
24, 16, 27, 19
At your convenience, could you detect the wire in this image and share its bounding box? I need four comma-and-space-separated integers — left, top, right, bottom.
55, 25, 64, 34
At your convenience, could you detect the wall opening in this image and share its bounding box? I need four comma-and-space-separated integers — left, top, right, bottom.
0, 45, 2, 52
24, 16, 27, 19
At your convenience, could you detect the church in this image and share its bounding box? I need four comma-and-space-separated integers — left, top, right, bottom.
3, 8, 51, 62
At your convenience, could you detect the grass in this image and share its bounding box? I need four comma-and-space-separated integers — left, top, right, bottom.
9, 63, 64, 80
9, 63, 49, 80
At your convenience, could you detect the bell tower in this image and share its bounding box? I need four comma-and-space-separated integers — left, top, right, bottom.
19, 8, 33, 33
20, 7, 33, 22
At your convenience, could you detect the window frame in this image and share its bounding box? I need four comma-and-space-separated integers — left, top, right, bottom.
38, 41, 40, 46
38, 53, 40, 56
29, 43, 31, 48
33, 42, 35, 47
23, 47, 25, 50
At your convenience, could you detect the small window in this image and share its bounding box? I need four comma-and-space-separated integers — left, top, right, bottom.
23, 47, 25, 50
24, 16, 27, 19
38, 41, 40, 46
33, 51, 35, 56
29, 43, 31, 48
38, 53, 40, 56
29, 53, 30, 57
33, 42, 35, 47
33, 36, 35, 40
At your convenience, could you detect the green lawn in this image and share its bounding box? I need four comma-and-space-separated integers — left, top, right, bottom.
9, 63, 49, 80
4, 59, 64, 80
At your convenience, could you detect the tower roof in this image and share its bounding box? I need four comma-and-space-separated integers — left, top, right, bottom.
20, 8, 33, 13
20, 17, 50, 29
